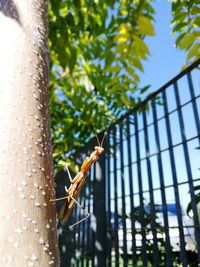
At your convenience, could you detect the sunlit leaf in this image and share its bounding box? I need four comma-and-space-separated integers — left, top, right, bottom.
114, 32, 130, 43
186, 45, 200, 60
58, 159, 79, 173
140, 85, 150, 94
121, 94, 129, 107
106, 65, 122, 73
115, 42, 128, 54
126, 66, 135, 77
133, 36, 150, 55
179, 33, 196, 50
49, 0, 155, 161
175, 31, 187, 47
170, 0, 200, 65
132, 58, 144, 72
137, 16, 155, 36
172, 22, 187, 33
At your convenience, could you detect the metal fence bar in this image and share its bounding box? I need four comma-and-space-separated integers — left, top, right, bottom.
58, 59, 200, 267
151, 99, 172, 267
113, 58, 200, 125
93, 134, 107, 266
126, 116, 137, 267
77, 197, 82, 267
86, 182, 91, 267
91, 165, 96, 267
119, 123, 128, 266
109, 177, 200, 200
142, 108, 160, 266
109, 132, 200, 172
135, 113, 148, 266
187, 71, 200, 142
80, 197, 85, 267
113, 126, 119, 267
174, 81, 200, 262
81, 196, 86, 267
73, 201, 78, 267
106, 131, 112, 267
162, 90, 188, 267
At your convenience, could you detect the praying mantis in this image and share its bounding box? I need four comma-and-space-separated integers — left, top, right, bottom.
51, 129, 108, 229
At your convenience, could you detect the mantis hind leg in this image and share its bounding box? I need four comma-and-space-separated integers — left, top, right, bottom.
50, 195, 70, 202
50, 185, 70, 202
68, 195, 90, 229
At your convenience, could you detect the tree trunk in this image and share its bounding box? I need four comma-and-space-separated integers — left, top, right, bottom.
0, 1, 60, 266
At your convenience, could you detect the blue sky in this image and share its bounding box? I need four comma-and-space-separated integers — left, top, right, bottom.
140, 0, 186, 92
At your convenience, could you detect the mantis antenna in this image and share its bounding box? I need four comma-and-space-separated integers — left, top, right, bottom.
93, 120, 112, 147
100, 129, 108, 147
100, 121, 112, 147
92, 124, 101, 147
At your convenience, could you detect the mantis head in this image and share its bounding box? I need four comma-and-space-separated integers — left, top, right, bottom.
94, 146, 104, 154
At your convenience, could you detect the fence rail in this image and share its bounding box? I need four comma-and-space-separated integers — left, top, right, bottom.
57, 58, 200, 267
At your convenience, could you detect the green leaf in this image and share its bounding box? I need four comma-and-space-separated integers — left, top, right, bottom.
58, 160, 69, 167
49, 0, 154, 160
186, 44, 200, 60
66, 12, 75, 27
179, 33, 196, 50
172, 22, 188, 34
132, 58, 144, 72
121, 94, 129, 107
194, 185, 200, 191
106, 65, 122, 73
69, 47, 77, 73
140, 85, 150, 94
171, 11, 187, 25
105, 51, 115, 68
74, 0, 81, 8
57, 47, 68, 69
171, 1, 184, 11
190, 7, 200, 16
126, 66, 135, 77
175, 31, 187, 47
193, 16, 200, 28
115, 42, 128, 54
137, 16, 155, 36
58, 159, 79, 173
133, 36, 150, 55
114, 32, 130, 43
50, 0, 60, 15
78, 11, 84, 31
186, 193, 200, 217
132, 72, 140, 83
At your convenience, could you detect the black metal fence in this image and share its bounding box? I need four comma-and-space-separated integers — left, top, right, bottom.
57, 58, 200, 267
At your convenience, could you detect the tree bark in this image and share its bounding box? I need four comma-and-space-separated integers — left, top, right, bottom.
0, 1, 60, 266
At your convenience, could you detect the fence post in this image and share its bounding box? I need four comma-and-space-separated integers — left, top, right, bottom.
93, 145, 107, 267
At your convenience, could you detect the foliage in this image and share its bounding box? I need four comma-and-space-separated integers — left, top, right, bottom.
187, 185, 200, 219
49, 0, 155, 162
48, 0, 199, 163
170, 0, 200, 67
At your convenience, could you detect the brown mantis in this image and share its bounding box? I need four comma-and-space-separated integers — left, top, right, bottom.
51, 129, 108, 229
